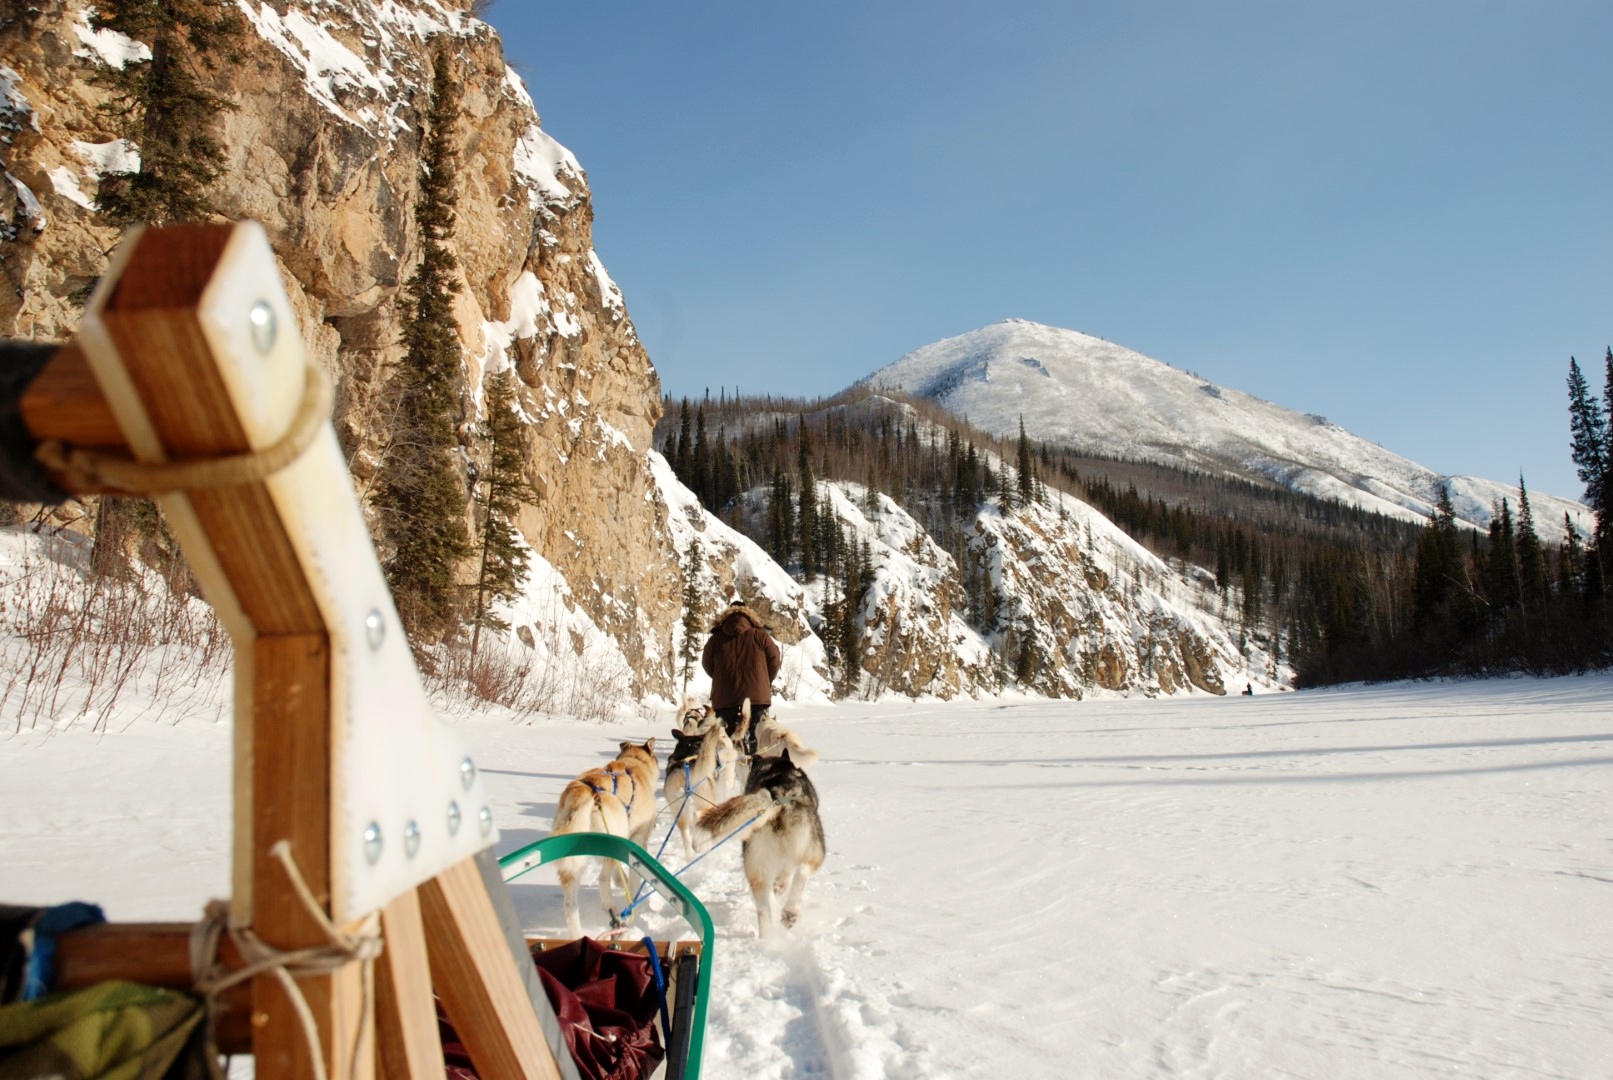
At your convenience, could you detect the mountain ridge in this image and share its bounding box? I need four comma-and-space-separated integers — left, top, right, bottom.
861, 319, 1589, 542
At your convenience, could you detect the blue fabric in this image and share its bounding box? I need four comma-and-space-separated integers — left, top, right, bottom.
23, 903, 104, 1002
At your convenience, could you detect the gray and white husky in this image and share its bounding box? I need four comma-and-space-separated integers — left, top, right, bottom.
691, 747, 825, 937
662, 701, 738, 858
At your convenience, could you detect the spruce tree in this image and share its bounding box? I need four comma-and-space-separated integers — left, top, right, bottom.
90, 0, 243, 227
375, 50, 472, 641
1016, 417, 1036, 508
85, 0, 242, 578
691, 406, 709, 506
1560, 512, 1583, 595
1412, 484, 1465, 633
1514, 476, 1547, 615
797, 432, 818, 578
678, 538, 705, 699
1484, 498, 1519, 615
469, 370, 535, 665
1603, 346, 1613, 542
673, 399, 692, 481
1013, 614, 1039, 686
1566, 355, 1608, 533
767, 469, 794, 563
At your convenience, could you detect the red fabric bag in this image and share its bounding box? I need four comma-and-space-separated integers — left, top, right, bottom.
438, 936, 665, 1080
530, 937, 665, 1080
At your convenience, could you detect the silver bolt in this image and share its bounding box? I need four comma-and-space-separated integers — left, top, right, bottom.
447, 801, 462, 836
248, 301, 277, 355
363, 822, 383, 864
478, 806, 493, 837
403, 820, 422, 859
365, 610, 385, 651
460, 757, 476, 790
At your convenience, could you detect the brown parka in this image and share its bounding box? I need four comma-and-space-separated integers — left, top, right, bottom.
701, 609, 781, 710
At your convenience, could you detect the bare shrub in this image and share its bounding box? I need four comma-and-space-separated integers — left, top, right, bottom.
420, 606, 640, 724
1, 528, 644, 734
0, 529, 230, 733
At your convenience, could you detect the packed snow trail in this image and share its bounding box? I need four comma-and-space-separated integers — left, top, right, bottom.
5, 676, 1613, 1077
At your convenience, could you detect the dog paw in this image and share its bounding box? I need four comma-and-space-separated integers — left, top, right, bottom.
781, 910, 798, 928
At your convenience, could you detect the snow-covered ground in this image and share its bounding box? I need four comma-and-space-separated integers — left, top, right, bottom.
3, 676, 1611, 1079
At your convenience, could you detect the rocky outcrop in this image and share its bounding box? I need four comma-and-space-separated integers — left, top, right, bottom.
804, 468, 1250, 700
2, 0, 689, 696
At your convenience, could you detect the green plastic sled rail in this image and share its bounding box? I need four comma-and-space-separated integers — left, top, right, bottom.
499, 834, 713, 1080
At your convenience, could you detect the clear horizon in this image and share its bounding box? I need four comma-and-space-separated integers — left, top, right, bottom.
490, 1, 1611, 502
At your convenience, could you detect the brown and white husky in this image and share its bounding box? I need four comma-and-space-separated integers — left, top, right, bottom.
549, 738, 660, 936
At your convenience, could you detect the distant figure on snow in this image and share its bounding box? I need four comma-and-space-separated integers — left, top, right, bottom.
1242, 683, 1254, 696
703, 597, 781, 757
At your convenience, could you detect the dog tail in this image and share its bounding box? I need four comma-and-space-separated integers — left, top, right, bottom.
756, 742, 819, 768
690, 791, 778, 851
757, 726, 819, 768
729, 698, 753, 751
552, 778, 627, 837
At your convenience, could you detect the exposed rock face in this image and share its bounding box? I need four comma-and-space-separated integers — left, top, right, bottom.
808, 471, 1245, 700
1, 0, 684, 695
815, 483, 995, 699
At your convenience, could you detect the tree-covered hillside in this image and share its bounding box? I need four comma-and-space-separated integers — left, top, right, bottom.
656, 383, 1611, 687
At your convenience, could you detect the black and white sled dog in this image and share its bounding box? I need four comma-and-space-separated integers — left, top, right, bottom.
662, 698, 738, 858
691, 747, 825, 938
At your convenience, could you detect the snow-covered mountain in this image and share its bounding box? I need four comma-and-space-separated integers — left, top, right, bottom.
863, 320, 1590, 542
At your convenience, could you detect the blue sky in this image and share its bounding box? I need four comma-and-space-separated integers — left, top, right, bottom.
489, 1, 1611, 502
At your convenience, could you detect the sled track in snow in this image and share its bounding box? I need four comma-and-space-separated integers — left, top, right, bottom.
776, 944, 838, 1078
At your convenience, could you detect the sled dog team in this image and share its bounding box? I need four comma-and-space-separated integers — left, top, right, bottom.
550, 698, 826, 939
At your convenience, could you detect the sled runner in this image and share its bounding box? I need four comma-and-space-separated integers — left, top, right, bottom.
498, 835, 714, 1080
0, 222, 591, 1079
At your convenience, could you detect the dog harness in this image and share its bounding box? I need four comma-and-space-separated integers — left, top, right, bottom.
587, 769, 636, 813
676, 759, 722, 800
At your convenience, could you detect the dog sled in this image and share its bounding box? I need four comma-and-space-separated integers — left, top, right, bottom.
498, 835, 714, 1080
0, 222, 690, 1080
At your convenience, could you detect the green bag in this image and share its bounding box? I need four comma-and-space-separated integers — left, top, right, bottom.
0, 980, 212, 1080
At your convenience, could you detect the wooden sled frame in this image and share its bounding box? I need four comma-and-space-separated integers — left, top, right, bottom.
12, 222, 581, 1080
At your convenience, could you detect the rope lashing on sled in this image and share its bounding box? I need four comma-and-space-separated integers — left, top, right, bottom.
190, 839, 382, 1080
34, 363, 333, 494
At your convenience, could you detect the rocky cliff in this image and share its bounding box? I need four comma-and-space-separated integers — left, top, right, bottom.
2, 0, 697, 696
815, 469, 1252, 700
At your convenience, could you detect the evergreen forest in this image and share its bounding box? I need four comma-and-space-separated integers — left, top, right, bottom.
656, 364, 1613, 688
